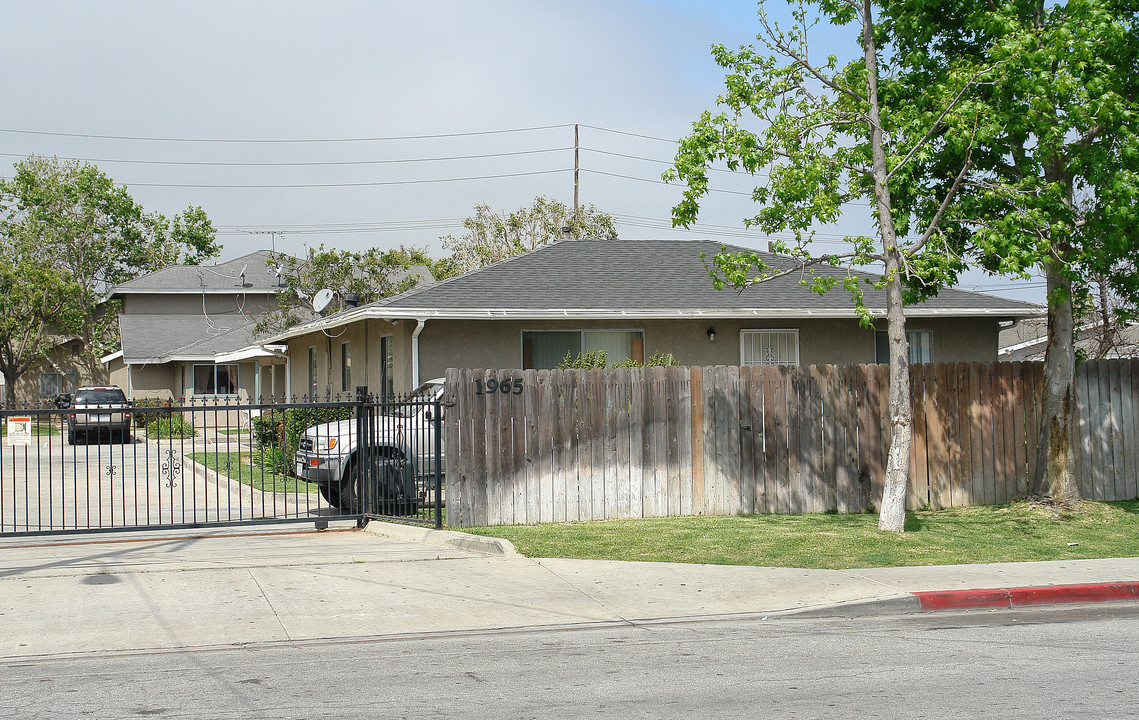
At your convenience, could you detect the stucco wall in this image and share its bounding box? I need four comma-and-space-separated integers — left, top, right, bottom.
413, 316, 1002, 377
284, 315, 1003, 398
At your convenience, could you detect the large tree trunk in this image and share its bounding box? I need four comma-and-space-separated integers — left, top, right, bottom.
859, 0, 912, 532
1032, 262, 1081, 500
878, 248, 913, 532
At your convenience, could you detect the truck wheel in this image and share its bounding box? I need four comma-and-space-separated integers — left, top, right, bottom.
322, 463, 360, 513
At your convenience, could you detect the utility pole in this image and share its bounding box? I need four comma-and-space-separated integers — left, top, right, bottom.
573, 124, 579, 218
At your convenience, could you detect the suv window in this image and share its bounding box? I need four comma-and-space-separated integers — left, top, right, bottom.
75, 389, 127, 404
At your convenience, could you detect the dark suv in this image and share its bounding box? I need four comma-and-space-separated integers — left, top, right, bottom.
67, 386, 132, 444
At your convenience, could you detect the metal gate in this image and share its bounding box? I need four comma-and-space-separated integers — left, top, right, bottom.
0, 388, 443, 536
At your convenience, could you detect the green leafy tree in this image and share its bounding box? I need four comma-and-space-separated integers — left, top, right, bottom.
442, 196, 618, 272
667, 0, 997, 532
255, 244, 446, 335
0, 156, 220, 383
882, 0, 1139, 501
0, 233, 83, 407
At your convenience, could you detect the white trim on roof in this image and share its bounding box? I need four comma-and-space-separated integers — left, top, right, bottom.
100, 350, 124, 364
215, 344, 288, 363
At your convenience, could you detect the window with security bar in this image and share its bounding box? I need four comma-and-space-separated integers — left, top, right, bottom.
740, 329, 800, 366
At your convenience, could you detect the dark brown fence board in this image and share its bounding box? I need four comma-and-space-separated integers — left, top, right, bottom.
923, 363, 948, 510
995, 362, 1015, 503
945, 363, 967, 508
1008, 363, 1029, 498
908, 367, 928, 510
1025, 362, 1043, 483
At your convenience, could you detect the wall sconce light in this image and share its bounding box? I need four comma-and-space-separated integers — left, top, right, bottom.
707, 327, 716, 342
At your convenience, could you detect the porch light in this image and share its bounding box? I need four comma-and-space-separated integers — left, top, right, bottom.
707, 327, 716, 342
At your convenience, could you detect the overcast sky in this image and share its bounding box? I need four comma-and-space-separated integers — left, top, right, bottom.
0, 1, 1042, 302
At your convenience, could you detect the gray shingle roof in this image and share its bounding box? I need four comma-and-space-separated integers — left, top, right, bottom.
119, 313, 261, 363
110, 250, 285, 295
267, 238, 1043, 343
375, 238, 1041, 314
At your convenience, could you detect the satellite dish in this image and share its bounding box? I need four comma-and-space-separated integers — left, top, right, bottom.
312, 288, 336, 313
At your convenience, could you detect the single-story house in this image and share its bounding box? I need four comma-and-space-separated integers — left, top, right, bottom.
104, 250, 287, 401
1000, 317, 1139, 361
263, 238, 1043, 399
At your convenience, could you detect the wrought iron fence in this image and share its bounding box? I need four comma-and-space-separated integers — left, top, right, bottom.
0, 389, 443, 536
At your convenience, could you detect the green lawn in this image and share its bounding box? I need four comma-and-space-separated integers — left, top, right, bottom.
461, 500, 1139, 569
188, 451, 315, 495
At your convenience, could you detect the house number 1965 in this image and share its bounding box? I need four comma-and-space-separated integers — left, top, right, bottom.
475, 378, 523, 395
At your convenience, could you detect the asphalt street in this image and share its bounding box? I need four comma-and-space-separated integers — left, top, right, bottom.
3, 604, 1137, 720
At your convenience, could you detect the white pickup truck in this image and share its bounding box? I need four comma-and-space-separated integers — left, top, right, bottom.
293, 379, 445, 512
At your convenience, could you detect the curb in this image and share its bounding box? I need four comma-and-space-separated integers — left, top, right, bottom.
914, 582, 1139, 611
362, 520, 519, 557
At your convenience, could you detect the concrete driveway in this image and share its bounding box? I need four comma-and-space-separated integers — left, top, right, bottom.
1, 433, 328, 533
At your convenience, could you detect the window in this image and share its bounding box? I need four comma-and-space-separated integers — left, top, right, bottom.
308, 347, 319, 399
38, 370, 78, 398
521, 330, 645, 369
193, 364, 239, 396
379, 335, 394, 398
741, 329, 799, 366
340, 342, 352, 393
875, 330, 934, 364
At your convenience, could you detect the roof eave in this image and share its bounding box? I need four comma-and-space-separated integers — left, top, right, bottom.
268, 305, 1044, 342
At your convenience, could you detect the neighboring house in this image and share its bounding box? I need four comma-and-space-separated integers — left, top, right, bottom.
265, 238, 1043, 398
999, 317, 1139, 361
4, 336, 95, 407
104, 250, 287, 402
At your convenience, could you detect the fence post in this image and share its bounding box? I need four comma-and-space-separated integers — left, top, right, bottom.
433, 397, 443, 529
355, 385, 369, 526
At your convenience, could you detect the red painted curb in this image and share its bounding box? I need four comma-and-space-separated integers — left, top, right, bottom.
914, 582, 1139, 611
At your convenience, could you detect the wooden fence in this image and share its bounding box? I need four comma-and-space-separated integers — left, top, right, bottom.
443, 360, 1139, 527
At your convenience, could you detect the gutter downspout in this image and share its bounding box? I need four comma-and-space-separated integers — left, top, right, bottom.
411, 319, 426, 389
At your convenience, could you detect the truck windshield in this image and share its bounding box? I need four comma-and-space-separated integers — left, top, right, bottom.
388, 382, 441, 417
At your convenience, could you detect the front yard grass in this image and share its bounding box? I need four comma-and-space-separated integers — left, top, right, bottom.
189, 451, 314, 495
461, 500, 1139, 569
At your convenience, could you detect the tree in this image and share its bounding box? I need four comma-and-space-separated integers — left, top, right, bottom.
254, 245, 449, 335
667, 0, 996, 531
0, 234, 83, 407
882, 0, 1139, 501
442, 196, 618, 272
0, 156, 220, 383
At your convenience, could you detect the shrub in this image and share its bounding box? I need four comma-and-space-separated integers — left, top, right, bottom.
557, 350, 682, 369
146, 414, 197, 440
132, 397, 176, 428
251, 405, 355, 476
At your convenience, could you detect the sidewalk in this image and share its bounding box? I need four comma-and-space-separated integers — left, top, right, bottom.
1, 522, 1137, 660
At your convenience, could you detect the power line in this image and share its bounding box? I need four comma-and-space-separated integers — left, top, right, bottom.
579, 124, 679, 144
121, 168, 566, 189
0, 147, 571, 168
583, 146, 770, 178
0, 123, 573, 144
581, 168, 757, 196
